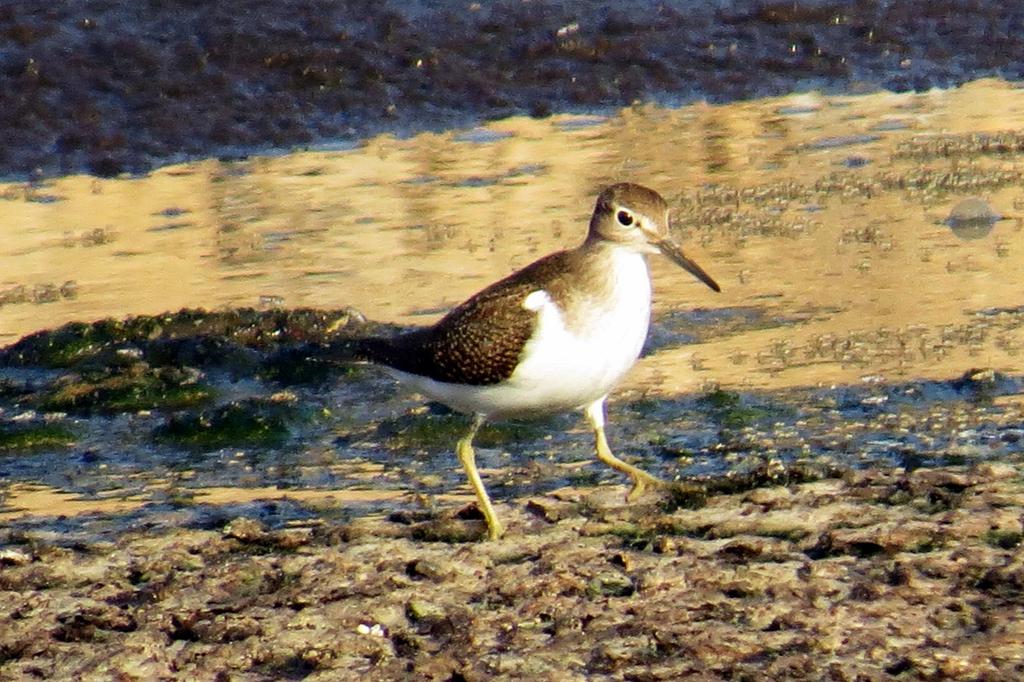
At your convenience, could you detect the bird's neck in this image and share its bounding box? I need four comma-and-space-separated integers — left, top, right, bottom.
578, 234, 648, 266
551, 238, 652, 338
556, 238, 650, 312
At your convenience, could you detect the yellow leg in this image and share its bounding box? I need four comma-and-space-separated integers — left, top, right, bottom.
585, 398, 663, 501
455, 415, 504, 540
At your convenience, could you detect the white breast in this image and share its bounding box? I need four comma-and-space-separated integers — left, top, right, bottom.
395, 249, 652, 418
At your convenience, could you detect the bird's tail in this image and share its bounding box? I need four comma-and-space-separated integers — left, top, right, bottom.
307, 335, 408, 368
347, 335, 410, 367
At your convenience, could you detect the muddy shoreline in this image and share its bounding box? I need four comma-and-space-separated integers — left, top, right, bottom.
4, 2, 1024, 677
1, 309, 1023, 679
4, 0, 1024, 179
3, 461, 1023, 679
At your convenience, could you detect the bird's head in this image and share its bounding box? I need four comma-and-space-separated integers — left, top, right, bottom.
589, 183, 720, 292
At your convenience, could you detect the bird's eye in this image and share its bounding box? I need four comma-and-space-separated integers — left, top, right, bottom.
617, 210, 634, 226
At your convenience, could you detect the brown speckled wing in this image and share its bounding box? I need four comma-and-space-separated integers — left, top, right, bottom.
356, 249, 586, 385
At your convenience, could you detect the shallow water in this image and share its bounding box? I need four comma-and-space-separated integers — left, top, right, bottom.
1, 78, 1023, 531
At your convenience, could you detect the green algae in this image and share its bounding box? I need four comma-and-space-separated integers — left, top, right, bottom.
601, 523, 660, 551
697, 388, 774, 430
0, 422, 77, 452
38, 367, 213, 415
2, 319, 159, 369
152, 398, 300, 450
1, 308, 367, 374
983, 529, 1022, 550
375, 412, 550, 452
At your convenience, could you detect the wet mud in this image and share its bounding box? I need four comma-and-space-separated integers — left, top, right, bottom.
4, 0, 1024, 178
1, 306, 1023, 678
3, 462, 1024, 679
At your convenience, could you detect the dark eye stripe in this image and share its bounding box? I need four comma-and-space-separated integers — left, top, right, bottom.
617, 210, 633, 226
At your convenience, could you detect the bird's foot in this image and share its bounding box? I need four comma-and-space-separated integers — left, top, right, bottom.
626, 470, 666, 503
485, 517, 506, 541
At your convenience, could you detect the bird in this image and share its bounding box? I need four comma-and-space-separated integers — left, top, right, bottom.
353, 183, 720, 540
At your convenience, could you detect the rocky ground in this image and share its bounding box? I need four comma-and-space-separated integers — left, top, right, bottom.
4, 0, 1024, 178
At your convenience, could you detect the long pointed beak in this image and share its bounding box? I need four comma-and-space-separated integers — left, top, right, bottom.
656, 239, 721, 292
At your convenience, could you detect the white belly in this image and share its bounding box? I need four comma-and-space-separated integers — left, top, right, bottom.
391, 250, 652, 418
